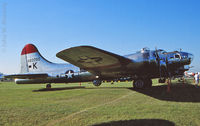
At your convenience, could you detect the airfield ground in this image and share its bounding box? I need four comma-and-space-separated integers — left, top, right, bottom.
0, 79, 200, 126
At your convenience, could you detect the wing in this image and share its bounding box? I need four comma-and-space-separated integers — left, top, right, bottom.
4, 73, 49, 79
56, 46, 133, 76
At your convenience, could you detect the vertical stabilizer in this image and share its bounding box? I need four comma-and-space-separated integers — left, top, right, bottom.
20, 44, 53, 73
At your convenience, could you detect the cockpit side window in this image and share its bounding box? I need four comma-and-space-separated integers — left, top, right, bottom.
174, 54, 181, 59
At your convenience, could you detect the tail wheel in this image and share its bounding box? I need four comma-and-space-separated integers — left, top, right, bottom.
133, 79, 145, 89
93, 80, 102, 86
46, 84, 51, 89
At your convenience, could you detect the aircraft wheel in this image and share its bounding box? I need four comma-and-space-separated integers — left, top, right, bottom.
145, 79, 152, 88
93, 80, 102, 86
158, 78, 166, 83
46, 84, 51, 89
133, 79, 145, 89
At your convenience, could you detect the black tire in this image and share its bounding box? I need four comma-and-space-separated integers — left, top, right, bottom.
158, 78, 166, 83
46, 84, 51, 89
133, 79, 145, 89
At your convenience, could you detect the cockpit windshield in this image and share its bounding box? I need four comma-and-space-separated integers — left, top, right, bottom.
157, 49, 167, 54
174, 54, 180, 59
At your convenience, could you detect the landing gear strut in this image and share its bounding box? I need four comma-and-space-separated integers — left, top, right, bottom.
145, 79, 152, 88
46, 83, 51, 89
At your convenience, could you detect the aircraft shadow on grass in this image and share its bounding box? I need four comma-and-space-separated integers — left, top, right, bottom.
129, 83, 200, 102
32, 83, 200, 102
92, 119, 175, 126
32, 86, 129, 92
32, 86, 86, 92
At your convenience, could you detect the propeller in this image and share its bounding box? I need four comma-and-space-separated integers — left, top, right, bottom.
155, 47, 162, 79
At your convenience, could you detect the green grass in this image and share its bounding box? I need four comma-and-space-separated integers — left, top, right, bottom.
0, 79, 200, 126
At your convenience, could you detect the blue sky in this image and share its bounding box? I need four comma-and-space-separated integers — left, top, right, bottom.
0, 0, 200, 74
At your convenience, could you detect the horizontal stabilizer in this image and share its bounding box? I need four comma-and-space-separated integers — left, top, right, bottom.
5, 73, 49, 79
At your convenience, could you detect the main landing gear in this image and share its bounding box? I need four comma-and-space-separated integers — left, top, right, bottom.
46, 83, 51, 89
133, 78, 152, 89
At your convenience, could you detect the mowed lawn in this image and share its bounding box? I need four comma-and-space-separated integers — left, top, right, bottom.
0, 79, 200, 126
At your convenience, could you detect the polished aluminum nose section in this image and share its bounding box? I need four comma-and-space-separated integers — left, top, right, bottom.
179, 52, 194, 65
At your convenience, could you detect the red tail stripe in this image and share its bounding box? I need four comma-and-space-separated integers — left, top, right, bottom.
21, 44, 38, 55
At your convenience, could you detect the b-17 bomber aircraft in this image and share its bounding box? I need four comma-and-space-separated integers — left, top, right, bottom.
6, 44, 193, 89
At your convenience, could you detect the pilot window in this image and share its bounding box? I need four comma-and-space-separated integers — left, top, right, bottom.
174, 54, 180, 59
